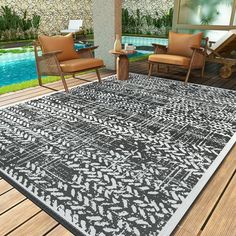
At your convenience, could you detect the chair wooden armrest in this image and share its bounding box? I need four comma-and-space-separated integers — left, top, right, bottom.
77, 46, 99, 52
76, 46, 99, 58
152, 43, 167, 54
191, 46, 205, 54
152, 43, 167, 49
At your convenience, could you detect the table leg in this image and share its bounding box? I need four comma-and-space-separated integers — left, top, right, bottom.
116, 55, 129, 80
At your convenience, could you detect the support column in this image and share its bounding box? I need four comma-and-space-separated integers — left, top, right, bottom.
93, 0, 122, 70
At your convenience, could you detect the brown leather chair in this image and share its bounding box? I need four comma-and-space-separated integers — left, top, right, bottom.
34, 33, 105, 92
148, 32, 208, 84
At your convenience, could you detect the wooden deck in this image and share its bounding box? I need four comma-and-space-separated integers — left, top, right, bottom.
0, 62, 235, 236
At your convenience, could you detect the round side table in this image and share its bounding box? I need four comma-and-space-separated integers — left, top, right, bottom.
109, 50, 136, 80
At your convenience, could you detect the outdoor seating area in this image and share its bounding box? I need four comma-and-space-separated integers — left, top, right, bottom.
0, 1, 235, 236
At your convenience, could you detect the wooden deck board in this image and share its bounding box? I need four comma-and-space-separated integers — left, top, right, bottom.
8, 211, 58, 236
46, 225, 74, 236
0, 179, 13, 195
0, 199, 41, 235
201, 172, 236, 236
0, 189, 26, 215
0, 64, 235, 235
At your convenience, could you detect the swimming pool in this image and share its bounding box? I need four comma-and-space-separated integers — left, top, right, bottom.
0, 36, 168, 87
0, 51, 37, 87
122, 36, 168, 48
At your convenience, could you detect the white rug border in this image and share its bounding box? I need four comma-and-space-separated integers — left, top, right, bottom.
0, 73, 235, 236
159, 133, 236, 236
0, 168, 90, 236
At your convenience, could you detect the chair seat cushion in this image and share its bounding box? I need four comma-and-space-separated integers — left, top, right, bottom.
60, 58, 104, 73
149, 54, 190, 67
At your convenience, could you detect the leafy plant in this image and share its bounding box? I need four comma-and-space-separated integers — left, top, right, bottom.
0, 6, 41, 41
122, 7, 173, 36
32, 14, 40, 29
153, 12, 162, 30
161, 8, 173, 34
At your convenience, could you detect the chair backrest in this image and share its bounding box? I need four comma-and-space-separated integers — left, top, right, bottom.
68, 20, 83, 30
168, 32, 203, 58
38, 33, 79, 61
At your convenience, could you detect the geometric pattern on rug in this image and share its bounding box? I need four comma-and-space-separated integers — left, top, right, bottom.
0, 73, 235, 236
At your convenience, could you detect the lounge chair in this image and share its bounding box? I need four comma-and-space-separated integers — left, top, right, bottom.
33, 33, 105, 92
207, 30, 236, 79
61, 20, 83, 35
148, 32, 209, 84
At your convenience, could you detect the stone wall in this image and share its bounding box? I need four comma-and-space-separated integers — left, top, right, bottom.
0, 0, 174, 36
0, 0, 93, 36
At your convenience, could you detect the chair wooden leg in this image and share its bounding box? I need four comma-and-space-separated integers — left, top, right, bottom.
60, 74, 69, 93
201, 64, 205, 79
185, 67, 192, 85
96, 69, 101, 83
148, 63, 153, 79
185, 50, 196, 85
72, 74, 76, 79
38, 75, 43, 86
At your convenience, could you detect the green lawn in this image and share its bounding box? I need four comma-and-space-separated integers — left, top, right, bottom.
0, 47, 34, 55
129, 54, 151, 62
0, 71, 94, 95
0, 76, 63, 95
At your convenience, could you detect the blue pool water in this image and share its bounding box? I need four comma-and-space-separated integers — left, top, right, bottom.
122, 36, 168, 47
0, 37, 168, 87
0, 51, 37, 87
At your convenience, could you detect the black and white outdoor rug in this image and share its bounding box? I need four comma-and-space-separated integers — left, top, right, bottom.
0, 73, 235, 236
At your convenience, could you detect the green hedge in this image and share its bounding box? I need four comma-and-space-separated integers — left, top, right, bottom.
122, 8, 173, 36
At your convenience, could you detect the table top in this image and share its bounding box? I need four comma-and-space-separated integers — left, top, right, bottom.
109, 49, 136, 55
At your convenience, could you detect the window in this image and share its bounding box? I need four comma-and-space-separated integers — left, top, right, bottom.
173, 0, 236, 41
178, 0, 234, 26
